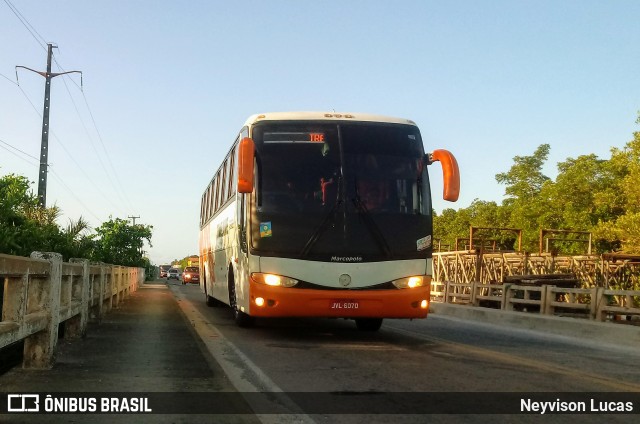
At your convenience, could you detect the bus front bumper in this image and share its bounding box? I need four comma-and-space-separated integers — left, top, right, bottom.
248, 281, 430, 319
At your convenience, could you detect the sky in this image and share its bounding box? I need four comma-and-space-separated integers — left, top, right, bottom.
1, 0, 638, 266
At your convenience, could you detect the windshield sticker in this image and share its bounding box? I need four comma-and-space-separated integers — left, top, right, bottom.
417, 235, 431, 251
260, 222, 272, 238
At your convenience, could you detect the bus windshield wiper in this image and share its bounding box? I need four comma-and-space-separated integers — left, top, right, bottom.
299, 198, 342, 258
352, 189, 393, 259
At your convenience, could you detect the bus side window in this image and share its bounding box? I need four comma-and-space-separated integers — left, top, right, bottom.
228, 148, 236, 199
221, 160, 228, 206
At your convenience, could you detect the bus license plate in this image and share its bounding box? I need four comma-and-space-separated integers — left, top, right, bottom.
330, 300, 360, 310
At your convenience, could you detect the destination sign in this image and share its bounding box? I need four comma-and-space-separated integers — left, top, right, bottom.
264, 132, 326, 144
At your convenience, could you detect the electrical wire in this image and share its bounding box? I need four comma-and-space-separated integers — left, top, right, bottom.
0, 139, 39, 167
4, 0, 136, 218
0, 137, 102, 222
11, 83, 128, 217
80, 89, 136, 212
2, 0, 48, 51
51, 51, 136, 213
0, 137, 39, 163
58, 72, 131, 210
0, 71, 19, 86
49, 169, 102, 222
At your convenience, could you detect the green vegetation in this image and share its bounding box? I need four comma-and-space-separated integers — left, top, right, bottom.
172, 255, 199, 269
434, 117, 640, 254
0, 173, 153, 269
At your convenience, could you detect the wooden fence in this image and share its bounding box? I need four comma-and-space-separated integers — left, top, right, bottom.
431, 251, 640, 322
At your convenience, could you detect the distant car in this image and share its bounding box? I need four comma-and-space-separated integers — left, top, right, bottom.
167, 268, 181, 280
159, 265, 171, 278
182, 266, 200, 285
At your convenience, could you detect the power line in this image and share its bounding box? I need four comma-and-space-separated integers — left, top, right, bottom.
0, 71, 19, 85
80, 90, 136, 212
0, 137, 39, 162
49, 169, 102, 222
5, 1, 135, 217
2, 0, 48, 50
12, 79, 128, 217
0, 141, 103, 224
0, 137, 102, 222
0, 141, 39, 167
57, 69, 129, 208
50, 50, 135, 213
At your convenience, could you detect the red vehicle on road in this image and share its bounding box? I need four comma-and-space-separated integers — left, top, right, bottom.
182, 266, 200, 285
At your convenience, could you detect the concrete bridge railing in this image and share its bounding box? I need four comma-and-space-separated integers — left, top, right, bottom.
0, 252, 144, 369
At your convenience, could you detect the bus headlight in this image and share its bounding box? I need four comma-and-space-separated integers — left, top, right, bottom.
251, 273, 299, 288
392, 276, 425, 289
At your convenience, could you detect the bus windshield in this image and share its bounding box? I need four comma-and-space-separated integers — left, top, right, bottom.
250, 121, 432, 262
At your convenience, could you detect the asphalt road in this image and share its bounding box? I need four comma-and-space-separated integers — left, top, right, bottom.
169, 280, 640, 424
2, 280, 638, 424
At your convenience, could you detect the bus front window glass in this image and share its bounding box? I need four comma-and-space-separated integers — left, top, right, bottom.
254, 125, 340, 215
251, 122, 432, 261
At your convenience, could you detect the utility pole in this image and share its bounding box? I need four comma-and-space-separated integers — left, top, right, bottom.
16, 43, 82, 208
129, 215, 142, 256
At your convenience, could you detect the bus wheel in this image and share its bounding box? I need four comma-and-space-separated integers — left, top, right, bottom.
355, 318, 383, 331
229, 274, 254, 327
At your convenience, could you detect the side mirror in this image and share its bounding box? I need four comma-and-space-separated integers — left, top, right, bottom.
237, 137, 255, 193
428, 149, 460, 202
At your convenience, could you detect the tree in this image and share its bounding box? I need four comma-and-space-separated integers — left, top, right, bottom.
495, 144, 551, 251
1, 172, 156, 266
0, 173, 63, 256
495, 144, 551, 202
593, 126, 640, 253
533, 154, 618, 254
56, 217, 96, 260
92, 218, 153, 267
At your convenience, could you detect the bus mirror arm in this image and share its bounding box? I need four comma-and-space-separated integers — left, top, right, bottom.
238, 137, 255, 193
427, 149, 460, 202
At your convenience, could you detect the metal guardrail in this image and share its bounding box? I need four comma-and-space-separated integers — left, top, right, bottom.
0, 252, 144, 369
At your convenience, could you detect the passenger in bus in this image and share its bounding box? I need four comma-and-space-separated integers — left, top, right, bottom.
320, 177, 334, 205
355, 154, 392, 211
357, 179, 390, 211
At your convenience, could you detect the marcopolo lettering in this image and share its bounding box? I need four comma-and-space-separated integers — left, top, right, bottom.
330, 256, 363, 262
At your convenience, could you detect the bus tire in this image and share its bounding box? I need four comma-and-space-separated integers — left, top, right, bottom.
229, 269, 254, 327
355, 318, 383, 331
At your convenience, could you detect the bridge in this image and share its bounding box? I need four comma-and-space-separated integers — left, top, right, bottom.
432, 250, 640, 321
0, 252, 143, 369
1, 251, 639, 421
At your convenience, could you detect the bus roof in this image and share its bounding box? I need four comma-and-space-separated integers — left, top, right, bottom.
243, 112, 417, 128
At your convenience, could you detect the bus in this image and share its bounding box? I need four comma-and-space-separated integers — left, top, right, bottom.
199, 112, 459, 331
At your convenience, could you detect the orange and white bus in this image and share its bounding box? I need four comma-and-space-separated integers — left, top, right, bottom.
199, 112, 459, 331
